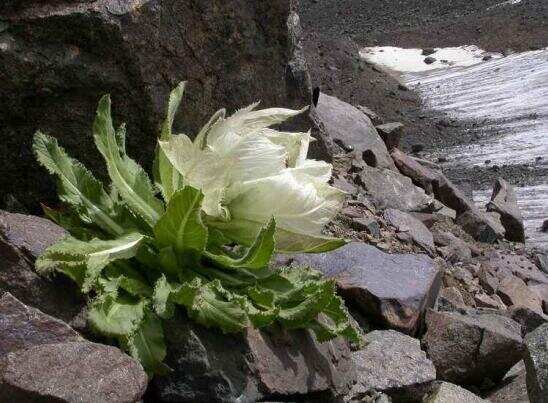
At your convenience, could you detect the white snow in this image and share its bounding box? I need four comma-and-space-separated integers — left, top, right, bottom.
359, 45, 501, 74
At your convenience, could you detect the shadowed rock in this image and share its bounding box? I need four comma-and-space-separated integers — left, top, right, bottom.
487, 178, 525, 243
276, 242, 442, 335
425, 382, 487, 402
390, 148, 438, 194
524, 323, 548, 403
383, 208, 435, 253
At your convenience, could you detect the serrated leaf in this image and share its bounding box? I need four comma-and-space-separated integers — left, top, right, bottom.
36, 233, 145, 292
124, 308, 168, 376
88, 294, 146, 338
205, 218, 275, 271
42, 204, 104, 241
104, 262, 152, 297
154, 187, 207, 264
154, 82, 186, 201
33, 132, 125, 236
93, 95, 164, 227
152, 274, 176, 319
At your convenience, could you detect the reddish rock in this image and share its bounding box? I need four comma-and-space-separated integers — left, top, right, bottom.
486, 178, 525, 243
277, 242, 442, 335
437, 287, 467, 312
529, 283, 548, 314
523, 323, 548, 403
422, 309, 524, 385
0, 342, 147, 403
482, 251, 548, 285
390, 148, 439, 194
475, 293, 506, 310
497, 276, 543, 313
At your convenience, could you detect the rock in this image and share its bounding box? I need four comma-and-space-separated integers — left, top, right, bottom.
497, 276, 543, 313
422, 309, 524, 385
152, 310, 356, 402
1, 0, 309, 211
350, 217, 381, 238
486, 178, 525, 242
424, 382, 487, 403
0, 341, 147, 403
390, 148, 438, 195
376, 122, 404, 151
432, 174, 476, 215
509, 306, 548, 335
356, 166, 436, 213
409, 212, 451, 229
432, 231, 472, 263
487, 362, 529, 403
535, 252, 548, 274
424, 56, 436, 64
0, 292, 82, 358
411, 144, 424, 153
478, 266, 500, 294
436, 287, 467, 312
482, 251, 548, 285
383, 208, 434, 253
475, 293, 505, 310
348, 330, 436, 402
0, 212, 84, 323
422, 48, 436, 56
529, 283, 548, 314
541, 219, 548, 233
310, 92, 397, 170
456, 209, 505, 243
276, 242, 442, 335
357, 104, 383, 125
524, 323, 548, 403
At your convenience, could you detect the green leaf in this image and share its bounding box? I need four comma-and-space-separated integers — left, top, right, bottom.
152, 274, 176, 319
154, 187, 207, 262
154, 82, 186, 201
172, 278, 249, 333
104, 262, 153, 297
88, 294, 146, 338
205, 218, 275, 271
93, 95, 164, 227
33, 132, 125, 236
42, 204, 104, 241
36, 233, 145, 292
124, 308, 168, 375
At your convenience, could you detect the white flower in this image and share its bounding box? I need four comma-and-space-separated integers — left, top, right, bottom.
159, 103, 345, 253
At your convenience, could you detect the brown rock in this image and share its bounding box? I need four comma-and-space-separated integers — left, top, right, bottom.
422, 309, 524, 385
497, 276, 543, 313
509, 306, 548, 335
383, 208, 435, 253
483, 251, 548, 285
523, 323, 548, 403
487, 362, 529, 403
437, 287, 467, 312
376, 122, 404, 151
276, 242, 442, 335
433, 231, 472, 263
456, 209, 505, 243
425, 382, 488, 403
478, 266, 500, 294
390, 148, 439, 194
529, 283, 548, 314
486, 178, 525, 242
0, 212, 84, 323
475, 293, 506, 310
0, 342, 147, 403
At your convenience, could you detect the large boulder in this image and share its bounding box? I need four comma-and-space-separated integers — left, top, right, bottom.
348, 330, 436, 402
390, 148, 438, 195
422, 309, 524, 386
424, 382, 487, 403
356, 166, 436, 213
0, 293, 147, 403
524, 323, 548, 403
276, 242, 442, 335
0, 0, 310, 211
0, 211, 84, 323
497, 275, 543, 313
310, 92, 397, 170
486, 178, 525, 243
151, 310, 356, 402
456, 209, 505, 243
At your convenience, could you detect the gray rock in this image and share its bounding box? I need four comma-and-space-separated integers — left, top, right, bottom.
0, 292, 82, 358
423, 309, 524, 385
432, 231, 472, 263
432, 173, 476, 215
356, 166, 436, 213
383, 208, 434, 253
474, 293, 505, 310
509, 306, 548, 335
535, 252, 548, 275
497, 275, 543, 313
1, 0, 309, 211
456, 209, 505, 243
425, 382, 487, 402
486, 178, 525, 243
487, 362, 529, 403
482, 251, 548, 286
357, 105, 383, 126
350, 217, 381, 238
529, 283, 548, 314
0, 341, 147, 403
310, 93, 397, 171
390, 148, 438, 194
152, 310, 356, 402
348, 330, 436, 402
276, 242, 442, 335
437, 287, 467, 312
0, 211, 84, 323
524, 323, 548, 403
376, 122, 404, 151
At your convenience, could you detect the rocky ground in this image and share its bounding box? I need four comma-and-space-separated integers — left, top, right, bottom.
1, 1, 547, 403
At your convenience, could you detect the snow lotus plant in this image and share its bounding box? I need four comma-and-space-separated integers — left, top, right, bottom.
33, 82, 360, 375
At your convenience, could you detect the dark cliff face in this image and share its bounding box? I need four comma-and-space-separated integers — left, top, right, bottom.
0, 0, 310, 212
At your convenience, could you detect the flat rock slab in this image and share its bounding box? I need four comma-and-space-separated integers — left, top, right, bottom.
310, 92, 397, 171
423, 309, 524, 386
276, 242, 441, 335
153, 310, 356, 402
0, 341, 147, 403
0, 292, 82, 358
384, 208, 434, 253
348, 330, 436, 402
524, 323, 548, 403
357, 166, 435, 213
482, 251, 548, 286
425, 382, 487, 403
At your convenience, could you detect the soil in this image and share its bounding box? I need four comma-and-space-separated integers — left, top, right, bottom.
297, 0, 548, 188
